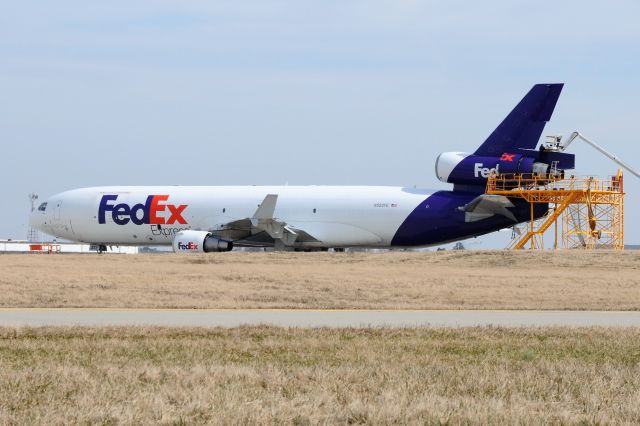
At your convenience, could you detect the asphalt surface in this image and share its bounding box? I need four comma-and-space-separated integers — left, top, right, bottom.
1, 309, 640, 327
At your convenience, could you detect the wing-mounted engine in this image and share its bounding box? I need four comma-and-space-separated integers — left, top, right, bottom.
172, 230, 233, 253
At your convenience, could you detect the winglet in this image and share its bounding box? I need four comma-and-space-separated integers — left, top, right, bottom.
252, 194, 278, 220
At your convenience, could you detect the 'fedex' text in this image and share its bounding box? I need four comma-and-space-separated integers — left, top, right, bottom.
474, 163, 499, 178
177, 241, 198, 250
98, 195, 188, 225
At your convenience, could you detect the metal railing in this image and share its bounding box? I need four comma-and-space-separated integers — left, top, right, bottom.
486, 172, 623, 194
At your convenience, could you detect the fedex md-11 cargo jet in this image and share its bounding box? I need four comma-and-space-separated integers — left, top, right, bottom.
31, 84, 575, 252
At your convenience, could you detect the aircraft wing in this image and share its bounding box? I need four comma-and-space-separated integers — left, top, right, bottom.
207, 194, 320, 246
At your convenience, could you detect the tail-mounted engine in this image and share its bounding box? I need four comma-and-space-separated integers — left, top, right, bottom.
172, 230, 233, 253
435, 148, 575, 186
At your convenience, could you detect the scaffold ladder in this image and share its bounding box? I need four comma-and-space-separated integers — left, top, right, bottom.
487, 170, 625, 250
509, 192, 580, 250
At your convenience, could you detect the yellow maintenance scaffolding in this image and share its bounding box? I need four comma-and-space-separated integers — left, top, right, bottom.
486, 170, 624, 250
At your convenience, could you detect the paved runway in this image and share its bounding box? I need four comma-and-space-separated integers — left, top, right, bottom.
1, 308, 640, 327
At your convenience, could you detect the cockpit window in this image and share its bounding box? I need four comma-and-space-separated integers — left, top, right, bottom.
38, 202, 47, 212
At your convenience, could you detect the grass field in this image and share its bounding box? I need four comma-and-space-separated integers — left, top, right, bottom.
0, 326, 639, 424
1, 250, 639, 310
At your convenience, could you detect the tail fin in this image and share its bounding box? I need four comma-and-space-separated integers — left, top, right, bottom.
474, 83, 563, 156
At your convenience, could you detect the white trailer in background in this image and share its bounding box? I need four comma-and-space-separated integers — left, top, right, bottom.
0, 240, 138, 254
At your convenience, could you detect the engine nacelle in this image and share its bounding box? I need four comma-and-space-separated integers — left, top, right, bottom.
435, 151, 557, 185
172, 230, 233, 253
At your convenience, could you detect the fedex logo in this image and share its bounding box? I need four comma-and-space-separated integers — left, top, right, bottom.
474, 163, 499, 178
98, 195, 188, 226
500, 153, 515, 162
177, 241, 198, 250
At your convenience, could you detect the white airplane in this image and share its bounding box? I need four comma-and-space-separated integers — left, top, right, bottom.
30, 84, 574, 252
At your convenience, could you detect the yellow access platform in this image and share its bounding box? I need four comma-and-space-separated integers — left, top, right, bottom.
486, 170, 624, 250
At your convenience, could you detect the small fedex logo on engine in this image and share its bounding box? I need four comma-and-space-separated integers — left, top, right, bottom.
177, 241, 198, 250
98, 195, 188, 225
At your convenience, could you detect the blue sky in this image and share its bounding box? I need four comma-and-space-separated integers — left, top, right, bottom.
2, 0, 639, 247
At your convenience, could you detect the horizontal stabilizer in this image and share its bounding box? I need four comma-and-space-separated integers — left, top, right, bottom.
459, 194, 516, 223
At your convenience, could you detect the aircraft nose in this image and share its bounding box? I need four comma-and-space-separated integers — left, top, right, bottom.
29, 204, 49, 233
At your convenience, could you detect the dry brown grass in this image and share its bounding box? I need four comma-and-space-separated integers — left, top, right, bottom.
0, 326, 639, 424
0, 250, 639, 309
